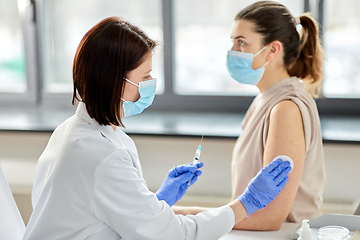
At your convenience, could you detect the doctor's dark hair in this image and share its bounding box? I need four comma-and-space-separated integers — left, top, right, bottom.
72, 17, 157, 126
235, 1, 324, 98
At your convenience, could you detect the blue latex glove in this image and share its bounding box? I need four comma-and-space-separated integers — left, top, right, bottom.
156, 162, 203, 207
237, 158, 292, 216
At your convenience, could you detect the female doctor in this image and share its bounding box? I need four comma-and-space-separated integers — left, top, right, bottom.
23, 17, 291, 240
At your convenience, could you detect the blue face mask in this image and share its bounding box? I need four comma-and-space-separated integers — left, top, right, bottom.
226, 46, 269, 85
121, 78, 157, 118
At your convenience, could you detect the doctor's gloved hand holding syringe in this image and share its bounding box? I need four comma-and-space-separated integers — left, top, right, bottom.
156, 135, 204, 206
156, 162, 204, 207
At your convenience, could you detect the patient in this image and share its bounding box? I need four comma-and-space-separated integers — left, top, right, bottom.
174, 1, 326, 231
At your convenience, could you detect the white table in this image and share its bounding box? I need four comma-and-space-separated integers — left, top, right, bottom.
220, 222, 300, 240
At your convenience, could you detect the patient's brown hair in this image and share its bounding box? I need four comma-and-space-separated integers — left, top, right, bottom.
236, 1, 324, 98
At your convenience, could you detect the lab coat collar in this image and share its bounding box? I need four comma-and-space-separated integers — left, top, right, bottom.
75, 102, 126, 150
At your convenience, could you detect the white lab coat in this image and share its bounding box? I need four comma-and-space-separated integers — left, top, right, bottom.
23, 102, 234, 240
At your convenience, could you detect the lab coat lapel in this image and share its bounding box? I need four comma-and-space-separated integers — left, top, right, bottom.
75, 103, 143, 177
75, 102, 126, 150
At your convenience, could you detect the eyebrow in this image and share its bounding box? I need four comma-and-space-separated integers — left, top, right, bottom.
231, 35, 246, 40
145, 69, 152, 74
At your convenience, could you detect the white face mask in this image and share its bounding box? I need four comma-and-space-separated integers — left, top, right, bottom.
226, 46, 269, 85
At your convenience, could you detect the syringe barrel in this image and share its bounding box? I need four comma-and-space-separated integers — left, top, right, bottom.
194, 150, 201, 160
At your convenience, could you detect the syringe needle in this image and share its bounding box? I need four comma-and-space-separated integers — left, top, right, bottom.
199, 135, 204, 145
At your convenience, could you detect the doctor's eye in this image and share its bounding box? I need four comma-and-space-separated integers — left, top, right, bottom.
238, 40, 245, 46
144, 75, 152, 80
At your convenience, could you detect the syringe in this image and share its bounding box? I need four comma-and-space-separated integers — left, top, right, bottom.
193, 135, 204, 165
188, 135, 204, 186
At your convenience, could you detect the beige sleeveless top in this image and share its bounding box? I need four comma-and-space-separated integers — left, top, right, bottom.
231, 77, 326, 223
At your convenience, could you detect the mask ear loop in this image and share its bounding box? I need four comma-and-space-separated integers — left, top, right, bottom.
125, 78, 139, 87
121, 78, 139, 102
254, 46, 269, 68
254, 45, 267, 57
261, 61, 269, 68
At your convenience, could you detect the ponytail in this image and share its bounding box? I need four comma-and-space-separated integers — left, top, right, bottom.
288, 13, 324, 98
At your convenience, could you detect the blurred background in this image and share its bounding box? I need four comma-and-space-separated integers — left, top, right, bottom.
1, 0, 360, 99
0, 0, 360, 225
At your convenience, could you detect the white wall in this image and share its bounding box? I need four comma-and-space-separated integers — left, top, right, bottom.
0, 132, 360, 224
